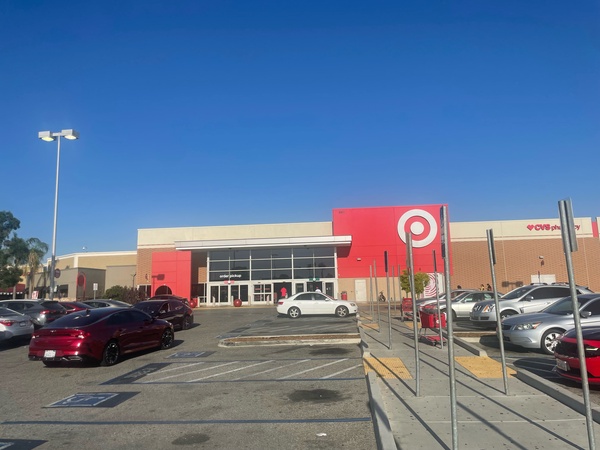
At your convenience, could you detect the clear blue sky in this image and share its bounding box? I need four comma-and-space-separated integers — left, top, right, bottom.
2, 1, 599, 257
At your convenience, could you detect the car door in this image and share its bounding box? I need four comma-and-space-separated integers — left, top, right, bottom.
580, 299, 600, 327
168, 300, 184, 328
312, 293, 333, 314
294, 293, 317, 314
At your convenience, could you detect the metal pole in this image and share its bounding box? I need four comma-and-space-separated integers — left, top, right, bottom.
433, 250, 443, 349
559, 200, 595, 449
386, 258, 392, 350
49, 135, 61, 301
397, 265, 403, 321
407, 233, 420, 396
369, 265, 374, 321
374, 260, 381, 331
392, 266, 398, 313
441, 205, 458, 449
487, 229, 509, 395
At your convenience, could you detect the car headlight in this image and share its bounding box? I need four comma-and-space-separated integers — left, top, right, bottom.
514, 322, 541, 331
349, 303, 356, 307
482, 305, 495, 313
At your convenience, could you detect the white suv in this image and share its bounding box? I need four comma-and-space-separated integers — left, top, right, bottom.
470, 284, 594, 328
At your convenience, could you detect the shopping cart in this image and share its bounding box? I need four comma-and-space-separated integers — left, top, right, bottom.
418, 310, 447, 347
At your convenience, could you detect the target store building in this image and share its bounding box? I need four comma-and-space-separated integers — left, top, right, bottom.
135, 204, 600, 305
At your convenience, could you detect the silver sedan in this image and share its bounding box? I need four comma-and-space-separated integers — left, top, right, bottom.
0, 307, 34, 342
501, 293, 600, 355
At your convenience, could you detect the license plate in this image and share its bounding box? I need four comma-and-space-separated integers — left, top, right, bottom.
19, 321, 28, 327
44, 350, 56, 358
556, 358, 569, 371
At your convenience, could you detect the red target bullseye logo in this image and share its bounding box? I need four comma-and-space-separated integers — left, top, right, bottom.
397, 209, 438, 248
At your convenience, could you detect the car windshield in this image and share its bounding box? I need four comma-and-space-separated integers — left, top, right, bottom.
541, 296, 593, 315
41, 301, 67, 311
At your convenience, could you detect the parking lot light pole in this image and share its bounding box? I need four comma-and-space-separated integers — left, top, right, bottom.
38, 129, 79, 300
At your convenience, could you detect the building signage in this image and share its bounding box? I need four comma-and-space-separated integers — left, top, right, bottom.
333, 204, 447, 277
527, 224, 580, 232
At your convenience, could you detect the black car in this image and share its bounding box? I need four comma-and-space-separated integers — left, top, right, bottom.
133, 299, 194, 330
0, 299, 67, 328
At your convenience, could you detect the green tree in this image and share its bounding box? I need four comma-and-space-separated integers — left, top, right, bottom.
0, 211, 49, 298
25, 238, 49, 298
104, 285, 142, 304
400, 269, 430, 297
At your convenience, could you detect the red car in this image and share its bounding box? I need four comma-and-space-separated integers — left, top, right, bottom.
28, 307, 174, 367
554, 326, 600, 384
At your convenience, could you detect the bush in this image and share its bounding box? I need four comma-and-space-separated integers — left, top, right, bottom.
104, 285, 145, 304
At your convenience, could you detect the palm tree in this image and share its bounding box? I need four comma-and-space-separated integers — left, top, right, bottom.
25, 238, 48, 298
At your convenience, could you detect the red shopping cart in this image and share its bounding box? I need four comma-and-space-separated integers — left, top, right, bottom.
418, 310, 447, 347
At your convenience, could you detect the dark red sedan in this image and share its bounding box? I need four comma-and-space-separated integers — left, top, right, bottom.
28, 307, 174, 367
554, 326, 600, 384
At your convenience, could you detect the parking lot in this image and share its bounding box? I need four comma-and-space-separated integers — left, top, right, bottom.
0, 307, 377, 450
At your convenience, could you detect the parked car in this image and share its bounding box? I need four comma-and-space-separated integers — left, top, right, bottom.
276, 292, 357, 318
554, 326, 600, 384
0, 307, 34, 341
470, 284, 594, 328
502, 294, 600, 355
0, 299, 67, 328
420, 291, 499, 320
28, 307, 174, 367
81, 299, 132, 308
415, 289, 478, 307
59, 301, 91, 314
133, 299, 194, 330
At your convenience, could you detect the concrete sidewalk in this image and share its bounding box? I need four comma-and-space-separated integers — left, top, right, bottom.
358, 306, 600, 449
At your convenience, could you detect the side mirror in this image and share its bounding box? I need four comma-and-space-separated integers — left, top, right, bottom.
581, 311, 592, 318
159, 310, 166, 314
523, 295, 534, 302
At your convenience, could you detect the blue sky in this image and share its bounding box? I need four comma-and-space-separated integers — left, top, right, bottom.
2, 1, 599, 257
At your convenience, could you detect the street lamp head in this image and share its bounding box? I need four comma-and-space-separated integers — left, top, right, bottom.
38, 131, 55, 142
61, 129, 79, 140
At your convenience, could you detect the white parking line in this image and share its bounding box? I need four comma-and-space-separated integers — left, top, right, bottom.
232, 359, 311, 380
277, 359, 349, 379
144, 361, 238, 382
153, 362, 205, 374
188, 360, 273, 382
321, 364, 362, 379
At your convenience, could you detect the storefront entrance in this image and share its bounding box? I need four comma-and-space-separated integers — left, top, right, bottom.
209, 283, 249, 305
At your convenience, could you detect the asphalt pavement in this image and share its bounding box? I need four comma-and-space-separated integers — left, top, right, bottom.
357, 303, 600, 449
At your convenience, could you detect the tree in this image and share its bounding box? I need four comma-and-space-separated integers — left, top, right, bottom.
25, 238, 49, 298
400, 269, 430, 297
104, 285, 142, 304
0, 211, 49, 298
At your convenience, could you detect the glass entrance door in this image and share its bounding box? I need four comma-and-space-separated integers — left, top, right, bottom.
253, 284, 273, 304
210, 284, 249, 304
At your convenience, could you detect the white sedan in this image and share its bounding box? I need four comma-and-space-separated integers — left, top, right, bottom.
277, 292, 358, 319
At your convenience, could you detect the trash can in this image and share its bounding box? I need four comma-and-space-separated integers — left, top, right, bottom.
341, 291, 348, 300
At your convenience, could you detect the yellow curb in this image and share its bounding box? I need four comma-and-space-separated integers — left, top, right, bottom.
455, 356, 517, 378
360, 323, 380, 331
364, 357, 413, 379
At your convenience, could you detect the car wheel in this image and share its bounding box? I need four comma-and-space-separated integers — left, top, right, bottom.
101, 340, 120, 366
182, 315, 193, 330
288, 306, 301, 319
500, 310, 517, 320
335, 306, 349, 318
541, 329, 563, 355
42, 360, 61, 368
160, 328, 175, 349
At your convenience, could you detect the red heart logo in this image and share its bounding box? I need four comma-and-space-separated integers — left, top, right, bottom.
527, 225, 534, 231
